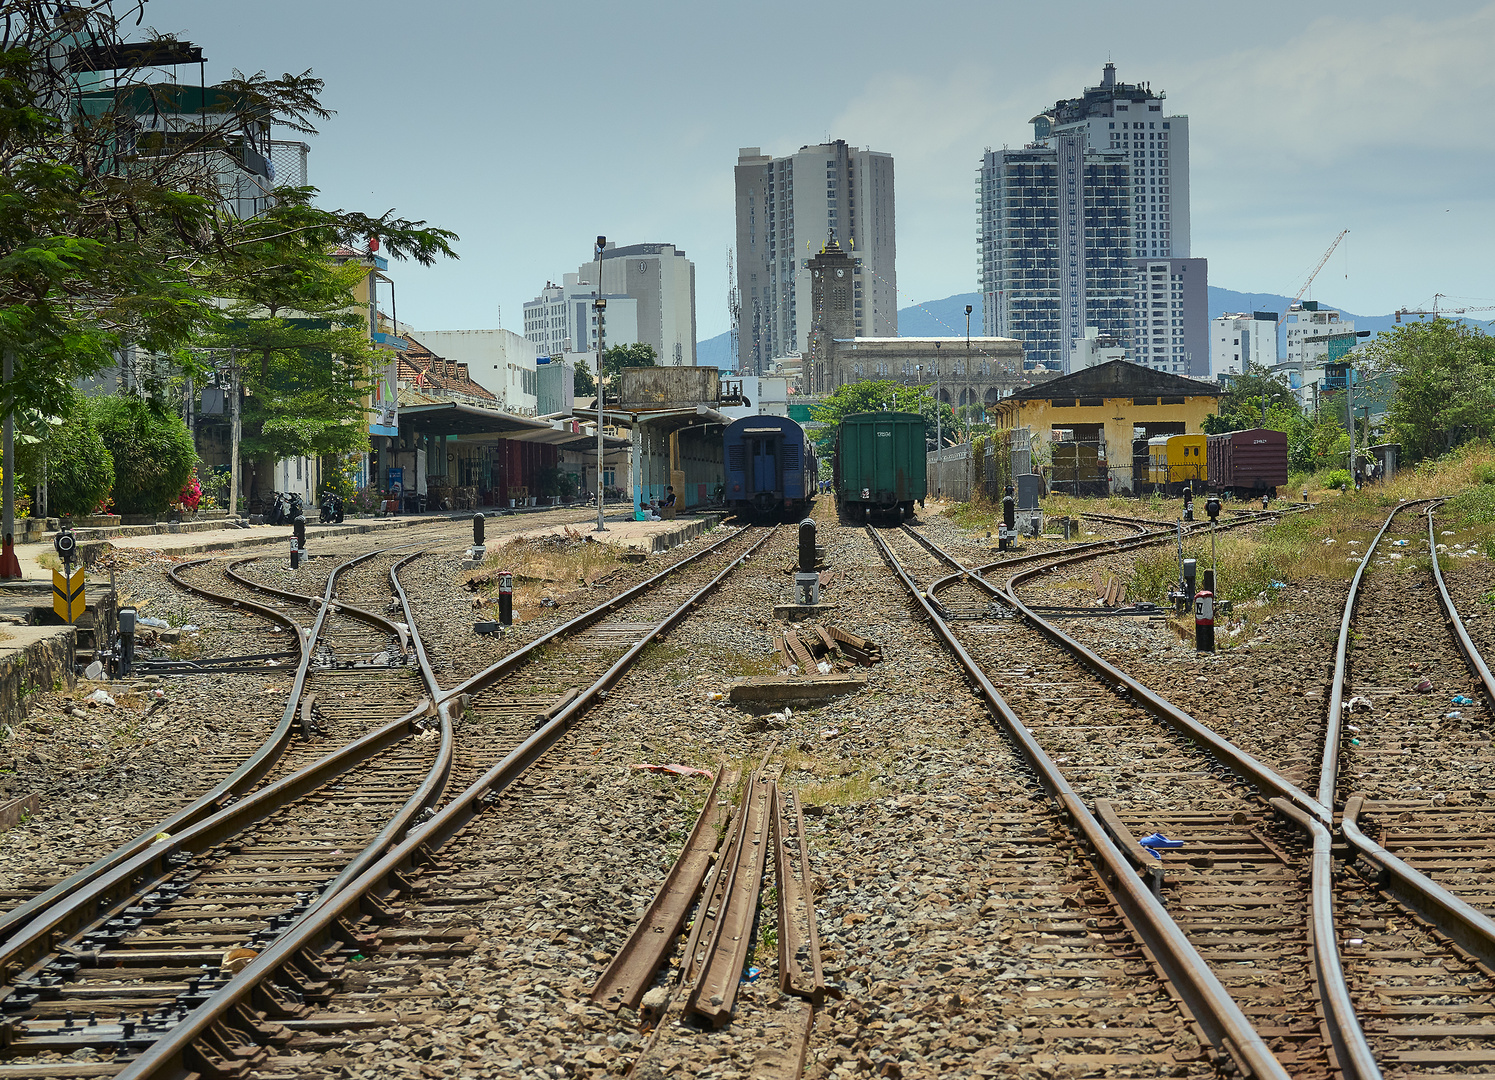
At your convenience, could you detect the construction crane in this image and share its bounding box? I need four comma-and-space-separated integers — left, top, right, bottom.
1394, 294, 1495, 322
1278, 229, 1349, 327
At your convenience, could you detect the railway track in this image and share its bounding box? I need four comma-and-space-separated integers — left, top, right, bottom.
888, 499, 1495, 1079
0, 545, 444, 1076
1322, 502, 1495, 1074
24, 523, 768, 1079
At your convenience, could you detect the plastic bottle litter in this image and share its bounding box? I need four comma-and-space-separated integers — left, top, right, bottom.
1447, 711, 1463, 719
1138, 832, 1183, 849
1452, 695, 1474, 706
87, 689, 115, 706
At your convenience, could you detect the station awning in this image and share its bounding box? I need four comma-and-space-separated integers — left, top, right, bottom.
571, 404, 730, 434
398, 401, 625, 450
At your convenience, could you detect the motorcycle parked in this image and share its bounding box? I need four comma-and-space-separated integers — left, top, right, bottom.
319, 493, 345, 524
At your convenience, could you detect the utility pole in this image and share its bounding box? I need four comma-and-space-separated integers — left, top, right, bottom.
593, 235, 608, 533
229, 348, 242, 519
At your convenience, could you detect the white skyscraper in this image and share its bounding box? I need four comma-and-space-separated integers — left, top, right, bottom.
735, 140, 897, 375
979, 63, 1199, 373
576, 242, 698, 366
1036, 63, 1190, 261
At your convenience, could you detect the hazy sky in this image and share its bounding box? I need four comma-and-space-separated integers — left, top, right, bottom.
139, 0, 1495, 340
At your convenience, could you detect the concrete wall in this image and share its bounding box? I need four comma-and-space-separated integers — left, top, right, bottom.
618, 366, 719, 408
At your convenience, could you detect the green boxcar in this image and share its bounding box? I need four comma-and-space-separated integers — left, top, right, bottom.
834, 411, 928, 520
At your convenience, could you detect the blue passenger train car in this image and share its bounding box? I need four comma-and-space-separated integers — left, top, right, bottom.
723, 415, 818, 517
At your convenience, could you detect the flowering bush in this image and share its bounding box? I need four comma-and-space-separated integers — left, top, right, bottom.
172, 468, 204, 512
350, 485, 383, 514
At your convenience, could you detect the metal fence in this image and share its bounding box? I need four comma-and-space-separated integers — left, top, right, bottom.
928, 427, 1034, 502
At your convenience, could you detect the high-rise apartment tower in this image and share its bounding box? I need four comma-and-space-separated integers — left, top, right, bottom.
735, 140, 896, 375
979, 64, 1198, 373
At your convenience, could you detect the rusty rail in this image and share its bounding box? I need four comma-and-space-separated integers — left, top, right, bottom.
1424, 502, 1495, 709
591, 765, 739, 1011
0, 548, 392, 945
687, 771, 774, 1025
866, 524, 1291, 1080
114, 525, 776, 1079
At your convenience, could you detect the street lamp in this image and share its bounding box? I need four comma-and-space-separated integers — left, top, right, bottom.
965, 304, 973, 437
593, 234, 608, 533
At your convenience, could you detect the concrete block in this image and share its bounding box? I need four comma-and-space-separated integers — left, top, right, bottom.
729, 673, 865, 705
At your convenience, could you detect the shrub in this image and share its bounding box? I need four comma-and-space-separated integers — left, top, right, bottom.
19, 405, 114, 517
1322, 468, 1353, 491
88, 396, 196, 515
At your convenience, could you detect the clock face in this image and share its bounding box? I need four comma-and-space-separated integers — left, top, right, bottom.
638, 262, 647, 272
836, 269, 845, 278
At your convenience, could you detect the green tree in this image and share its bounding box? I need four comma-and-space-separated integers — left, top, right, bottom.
199, 183, 457, 467
602, 342, 657, 380
1203, 367, 1301, 434
89, 395, 196, 515
807, 379, 954, 453
573, 358, 597, 398
18, 402, 113, 517
1355, 320, 1495, 462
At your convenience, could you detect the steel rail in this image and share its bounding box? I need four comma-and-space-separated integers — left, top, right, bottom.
0, 549, 423, 960
1319, 501, 1435, 810
168, 557, 309, 647
1424, 502, 1495, 708
1326, 501, 1495, 988
437, 522, 761, 703
910, 513, 1381, 1080
0, 548, 390, 945
226, 555, 410, 642
865, 525, 1290, 1080
115, 525, 776, 1080
1341, 794, 1495, 969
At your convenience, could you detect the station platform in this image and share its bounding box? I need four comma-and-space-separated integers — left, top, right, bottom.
497, 513, 724, 554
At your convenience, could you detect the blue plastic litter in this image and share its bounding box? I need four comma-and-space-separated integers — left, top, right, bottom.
1447, 711, 1463, 719
1392, 539, 1410, 547
1138, 832, 1183, 849
1269, 581, 1287, 589
742, 967, 761, 983
1452, 695, 1474, 706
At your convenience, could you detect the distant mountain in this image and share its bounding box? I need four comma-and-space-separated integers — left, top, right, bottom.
695, 287, 1490, 370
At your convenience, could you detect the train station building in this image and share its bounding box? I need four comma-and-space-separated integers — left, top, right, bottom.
987, 359, 1221, 493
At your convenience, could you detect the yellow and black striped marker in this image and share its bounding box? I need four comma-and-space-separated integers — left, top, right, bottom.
52, 566, 84, 624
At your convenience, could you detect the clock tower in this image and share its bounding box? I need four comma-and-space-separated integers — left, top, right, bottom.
806, 239, 857, 392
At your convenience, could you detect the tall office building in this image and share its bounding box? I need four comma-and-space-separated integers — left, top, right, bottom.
577, 242, 698, 366
979, 64, 1195, 372
735, 140, 897, 375
1039, 63, 1190, 261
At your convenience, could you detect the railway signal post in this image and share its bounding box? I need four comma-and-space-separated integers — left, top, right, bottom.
498, 571, 513, 627
52, 525, 84, 624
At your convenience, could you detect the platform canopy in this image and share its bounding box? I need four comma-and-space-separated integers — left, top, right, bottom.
398, 401, 624, 449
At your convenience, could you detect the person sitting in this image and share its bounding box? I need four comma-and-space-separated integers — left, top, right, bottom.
662, 486, 677, 519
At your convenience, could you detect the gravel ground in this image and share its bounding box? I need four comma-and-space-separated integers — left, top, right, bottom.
249, 501, 1221, 1080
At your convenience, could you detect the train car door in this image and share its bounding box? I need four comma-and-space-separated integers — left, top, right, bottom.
750, 434, 779, 494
